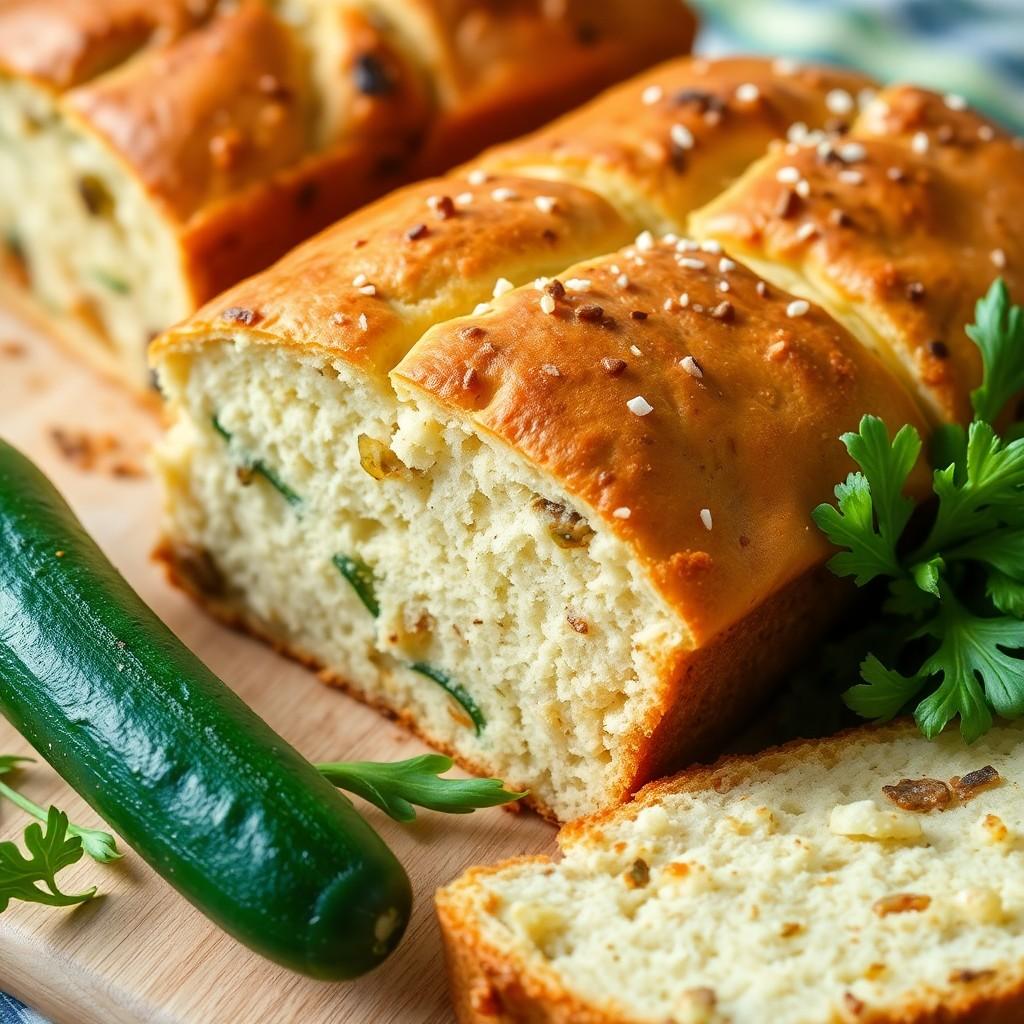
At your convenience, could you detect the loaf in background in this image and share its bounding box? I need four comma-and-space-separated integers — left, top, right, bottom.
437, 721, 1024, 1024
0, 0, 695, 387
147, 55, 990, 822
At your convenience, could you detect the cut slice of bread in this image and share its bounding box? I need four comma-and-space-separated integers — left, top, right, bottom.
438, 721, 1024, 1023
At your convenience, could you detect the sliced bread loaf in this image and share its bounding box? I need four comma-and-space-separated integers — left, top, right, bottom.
438, 721, 1024, 1023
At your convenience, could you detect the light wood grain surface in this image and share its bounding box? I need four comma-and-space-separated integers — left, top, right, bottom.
0, 310, 558, 1024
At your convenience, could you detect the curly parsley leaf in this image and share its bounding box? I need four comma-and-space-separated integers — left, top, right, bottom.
317, 754, 525, 822
968, 278, 1024, 424
0, 806, 96, 911
815, 278, 1024, 742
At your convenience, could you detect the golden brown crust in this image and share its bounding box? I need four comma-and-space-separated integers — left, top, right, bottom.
154, 173, 634, 376
479, 56, 875, 231
0, 0, 215, 90
392, 239, 929, 644
690, 84, 1024, 424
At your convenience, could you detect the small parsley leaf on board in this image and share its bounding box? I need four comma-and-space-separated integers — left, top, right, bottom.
317, 754, 525, 822
0, 807, 96, 911
815, 278, 1024, 742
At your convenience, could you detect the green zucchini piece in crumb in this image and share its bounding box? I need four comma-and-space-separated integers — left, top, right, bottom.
90, 269, 131, 295
408, 662, 485, 735
332, 554, 380, 616
211, 414, 301, 507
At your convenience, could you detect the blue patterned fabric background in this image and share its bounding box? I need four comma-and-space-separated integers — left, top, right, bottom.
1, 2, 1021, 1022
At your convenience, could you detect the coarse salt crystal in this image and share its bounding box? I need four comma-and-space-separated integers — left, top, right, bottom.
680, 355, 702, 378
627, 395, 653, 416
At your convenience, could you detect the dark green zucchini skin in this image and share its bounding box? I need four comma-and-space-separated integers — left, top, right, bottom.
0, 440, 411, 979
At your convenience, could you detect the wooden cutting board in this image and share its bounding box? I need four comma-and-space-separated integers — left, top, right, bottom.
0, 310, 558, 1024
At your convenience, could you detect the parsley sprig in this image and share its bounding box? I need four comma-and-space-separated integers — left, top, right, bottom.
813, 279, 1024, 743
0, 756, 120, 912
317, 754, 525, 822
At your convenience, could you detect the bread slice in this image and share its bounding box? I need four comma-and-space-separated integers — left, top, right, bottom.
438, 721, 1024, 1023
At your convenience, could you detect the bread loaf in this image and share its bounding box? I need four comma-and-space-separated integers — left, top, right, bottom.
151, 55, 1022, 821
0, 0, 694, 387
437, 721, 1024, 1023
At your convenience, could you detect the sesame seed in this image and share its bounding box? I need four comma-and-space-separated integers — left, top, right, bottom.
978, 125, 995, 142
886, 166, 906, 182
663, 298, 676, 312
838, 142, 866, 163
679, 292, 690, 307
756, 281, 768, 297
786, 299, 810, 318
564, 278, 592, 292
775, 189, 801, 219
670, 123, 695, 150
858, 87, 877, 109
911, 131, 930, 154
735, 83, 760, 103
616, 273, 630, 288
473, 303, 491, 315
679, 257, 705, 270
612, 506, 631, 519
641, 84, 664, 105
492, 277, 514, 298
534, 195, 558, 214
331, 311, 346, 325
795, 178, 811, 198
838, 169, 864, 185
718, 257, 736, 273
776, 166, 801, 184
680, 355, 703, 378
700, 507, 713, 530
677, 238, 699, 252
701, 240, 722, 254
358, 284, 377, 296
773, 57, 799, 75
462, 367, 478, 389
796, 223, 818, 242
358, 313, 368, 331
787, 121, 809, 144
992, 248, 1008, 269
540, 294, 556, 314
352, 273, 368, 287
635, 230, 655, 251
825, 88, 854, 115
944, 93, 967, 111
829, 208, 853, 228
455, 192, 473, 206
467, 169, 490, 185
718, 280, 730, 292
540, 363, 561, 377
491, 187, 518, 202
630, 344, 643, 357
627, 395, 653, 416
710, 300, 734, 321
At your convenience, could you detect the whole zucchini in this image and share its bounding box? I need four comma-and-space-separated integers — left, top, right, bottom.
0, 439, 411, 979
